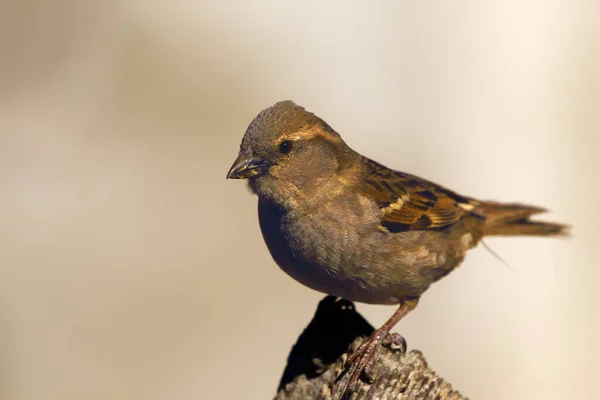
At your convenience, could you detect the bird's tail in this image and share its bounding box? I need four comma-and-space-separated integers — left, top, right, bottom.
475, 201, 569, 237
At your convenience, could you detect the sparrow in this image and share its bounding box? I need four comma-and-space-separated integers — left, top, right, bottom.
226, 100, 568, 393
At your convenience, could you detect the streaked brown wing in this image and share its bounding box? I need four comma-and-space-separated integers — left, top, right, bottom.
360, 157, 479, 232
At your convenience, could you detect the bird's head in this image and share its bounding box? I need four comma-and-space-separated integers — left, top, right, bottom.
227, 101, 357, 206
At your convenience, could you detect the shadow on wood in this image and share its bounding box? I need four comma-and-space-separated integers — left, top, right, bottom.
275, 296, 466, 400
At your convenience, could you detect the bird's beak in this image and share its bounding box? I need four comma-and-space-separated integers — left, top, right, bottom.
226, 154, 270, 179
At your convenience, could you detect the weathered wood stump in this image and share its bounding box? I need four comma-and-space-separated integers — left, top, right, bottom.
274, 296, 466, 400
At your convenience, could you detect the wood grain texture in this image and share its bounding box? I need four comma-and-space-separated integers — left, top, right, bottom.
275, 296, 466, 400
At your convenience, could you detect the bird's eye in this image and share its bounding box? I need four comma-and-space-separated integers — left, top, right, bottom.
278, 140, 293, 154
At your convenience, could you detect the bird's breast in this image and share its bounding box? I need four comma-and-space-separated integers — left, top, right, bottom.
256, 197, 434, 304
257, 199, 346, 293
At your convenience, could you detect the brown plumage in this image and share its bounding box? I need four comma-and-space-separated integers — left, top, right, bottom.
361, 156, 567, 237
226, 100, 568, 395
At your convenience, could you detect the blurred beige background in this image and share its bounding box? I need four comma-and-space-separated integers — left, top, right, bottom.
0, 1, 598, 399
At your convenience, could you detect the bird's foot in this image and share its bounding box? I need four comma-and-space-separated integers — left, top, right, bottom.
383, 332, 407, 352
343, 329, 407, 393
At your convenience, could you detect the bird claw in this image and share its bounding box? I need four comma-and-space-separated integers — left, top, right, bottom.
345, 328, 406, 394
383, 332, 407, 353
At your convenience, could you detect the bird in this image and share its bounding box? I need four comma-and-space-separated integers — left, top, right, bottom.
226, 100, 568, 393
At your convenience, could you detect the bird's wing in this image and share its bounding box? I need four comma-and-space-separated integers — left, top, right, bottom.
360, 157, 481, 232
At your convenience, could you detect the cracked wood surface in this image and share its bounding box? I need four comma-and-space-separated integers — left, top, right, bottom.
274, 296, 466, 400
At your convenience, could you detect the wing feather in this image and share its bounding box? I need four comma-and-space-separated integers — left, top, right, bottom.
360, 157, 478, 232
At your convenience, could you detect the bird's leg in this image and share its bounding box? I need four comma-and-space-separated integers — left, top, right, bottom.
344, 298, 419, 392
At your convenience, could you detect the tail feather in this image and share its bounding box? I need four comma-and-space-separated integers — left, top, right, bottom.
475, 201, 570, 237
